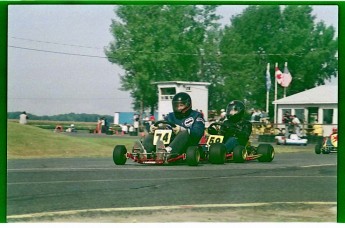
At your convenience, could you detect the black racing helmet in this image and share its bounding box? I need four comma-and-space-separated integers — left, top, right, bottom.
226, 100, 245, 122
172, 92, 192, 119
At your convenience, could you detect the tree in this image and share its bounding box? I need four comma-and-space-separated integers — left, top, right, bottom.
105, 5, 221, 114
219, 5, 338, 112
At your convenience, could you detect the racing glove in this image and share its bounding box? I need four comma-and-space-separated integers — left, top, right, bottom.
150, 124, 158, 133
172, 125, 186, 134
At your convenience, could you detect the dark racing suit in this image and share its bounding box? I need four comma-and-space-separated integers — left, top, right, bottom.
220, 119, 252, 152
143, 110, 205, 155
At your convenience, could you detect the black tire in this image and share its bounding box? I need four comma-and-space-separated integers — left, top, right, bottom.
186, 146, 200, 166
322, 148, 330, 154
257, 144, 275, 162
113, 145, 127, 165
208, 143, 226, 164
315, 143, 322, 154
233, 145, 247, 163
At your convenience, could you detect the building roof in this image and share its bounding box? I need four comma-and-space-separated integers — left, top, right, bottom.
152, 81, 211, 86
273, 85, 338, 105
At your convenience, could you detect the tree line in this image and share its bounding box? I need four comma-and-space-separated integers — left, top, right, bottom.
105, 5, 338, 117
7, 112, 113, 123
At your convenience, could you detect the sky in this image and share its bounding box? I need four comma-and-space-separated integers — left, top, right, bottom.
7, 4, 339, 116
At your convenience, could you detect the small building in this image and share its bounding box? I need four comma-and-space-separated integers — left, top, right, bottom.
154, 81, 211, 121
273, 85, 338, 136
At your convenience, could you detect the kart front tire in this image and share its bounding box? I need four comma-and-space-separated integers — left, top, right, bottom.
186, 146, 200, 166
257, 144, 275, 162
208, 142, 226, 164
113, 145, 127, 165
233, 145, 247, 163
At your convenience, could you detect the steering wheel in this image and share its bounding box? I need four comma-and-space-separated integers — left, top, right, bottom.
207, 122, 222, 135
153, 120, 176, 129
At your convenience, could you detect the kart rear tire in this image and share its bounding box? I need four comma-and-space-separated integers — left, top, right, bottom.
315, 142, 322, 154
233, 145, 247, 163
186, 146, 200, 166
322, 148, 330, 154
257, 144, 275, 162
113, 145, 127, 165
208, 142, 226, 164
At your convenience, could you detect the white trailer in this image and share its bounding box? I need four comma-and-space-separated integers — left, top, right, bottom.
154, 81, 211, 121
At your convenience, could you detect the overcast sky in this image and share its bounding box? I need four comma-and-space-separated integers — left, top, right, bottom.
7, 5, 338, 116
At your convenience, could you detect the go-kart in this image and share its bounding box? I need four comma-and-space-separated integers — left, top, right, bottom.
275, 133, 308, 146
112, 120, 201, 166
315, 133, 337, 154
204, 122, 275, 164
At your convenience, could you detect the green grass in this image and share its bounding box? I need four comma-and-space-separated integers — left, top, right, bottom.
7, 121, 137, 159
7, 121, 314, 160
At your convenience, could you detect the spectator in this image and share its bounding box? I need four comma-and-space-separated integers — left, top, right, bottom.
121, 123, 128, 134
291, 115, 302, 137
149, 113, 156, 124
218, 109, 226, 123
251, 109, 261, 122
143, 116, 150, 133
19, 111, 28, 124
133, 114, 139, 134
100, 117, 106, 133
260, 110, 268, 122
282, 111, 292, 137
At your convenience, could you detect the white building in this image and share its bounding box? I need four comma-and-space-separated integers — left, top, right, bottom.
154, 81, 211, 121
273, 85, 338, 136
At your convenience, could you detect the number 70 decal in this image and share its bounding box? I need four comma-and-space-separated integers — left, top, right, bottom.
153, 129, 172, 145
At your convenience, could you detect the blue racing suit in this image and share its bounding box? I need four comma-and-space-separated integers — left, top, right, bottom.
143, 110, 205, 155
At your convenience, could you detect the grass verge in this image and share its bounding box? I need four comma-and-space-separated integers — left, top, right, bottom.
7, 121, 137, 159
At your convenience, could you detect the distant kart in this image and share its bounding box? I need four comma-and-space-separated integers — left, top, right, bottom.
204, 122, 275, 164
275, 134, 308, 146
112, 120, 201, 166
315, 133, 337, 154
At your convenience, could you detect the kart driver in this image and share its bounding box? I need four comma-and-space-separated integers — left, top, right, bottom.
140, 92, 205, 157
214, 100, 252, 153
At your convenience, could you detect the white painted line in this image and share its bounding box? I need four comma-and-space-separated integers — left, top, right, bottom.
300, 164, 336, 168
7, 202, 336, 219
7, 175, 336, 185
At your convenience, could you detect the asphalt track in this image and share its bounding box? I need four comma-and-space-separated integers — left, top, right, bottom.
7, 149, 337, 222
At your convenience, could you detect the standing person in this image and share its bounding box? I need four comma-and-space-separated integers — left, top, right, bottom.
149, 113, 155, 124
218, 109, 227, 123
101, 117, 106, 133
138, 92, 205, 158
19, 111, 28, 124
209, 100, 252, 153
291, 115, 302, 137
282, 111, 292, 138
143, 115, 150, 133
133, 114, 139, 135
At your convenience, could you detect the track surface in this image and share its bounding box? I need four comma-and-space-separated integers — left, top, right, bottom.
7, 151, 337, 222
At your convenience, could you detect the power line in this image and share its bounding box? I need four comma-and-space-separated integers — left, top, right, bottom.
9, 45, 107, 59
10, 36, 102, 50
9, 36, 303, 57
9, 45, 303, 58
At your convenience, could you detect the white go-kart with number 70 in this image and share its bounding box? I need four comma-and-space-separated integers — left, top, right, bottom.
112, 120, 202, 166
